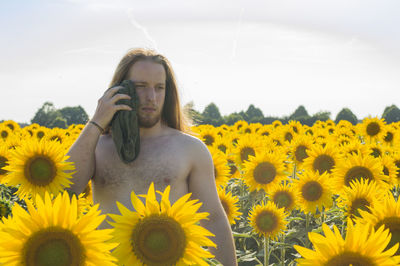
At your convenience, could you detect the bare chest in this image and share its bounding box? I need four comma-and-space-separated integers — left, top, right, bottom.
93, 135, 191, 201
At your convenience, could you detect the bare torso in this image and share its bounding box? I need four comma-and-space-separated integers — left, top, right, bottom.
93, 127, 194, 229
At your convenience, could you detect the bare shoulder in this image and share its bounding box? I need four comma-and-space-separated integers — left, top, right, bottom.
172, 130, 210, 155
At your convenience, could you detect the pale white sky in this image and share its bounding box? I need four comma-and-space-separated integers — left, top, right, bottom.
1, 0, 400, 123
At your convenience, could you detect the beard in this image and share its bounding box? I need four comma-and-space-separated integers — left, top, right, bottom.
138, 110, 162, 128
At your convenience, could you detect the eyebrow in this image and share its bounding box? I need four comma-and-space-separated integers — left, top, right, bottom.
134, 81, 165, 86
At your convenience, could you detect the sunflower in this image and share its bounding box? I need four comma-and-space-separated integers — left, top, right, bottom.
242, 151, 287, 193
381, 154, 399, 186
248, 201, 288, 240
3, 134, 22, 150
391, 152, 400, 185
0, 191, 117, 265
293, 170, 333, 214
46, 127, 68, 144
0, 144, 11, 179
33, 126, 49, 141
217, 187, 242, 225
294, 220, 400, 265
358, 193, 400, 256
367, 142, 386, 158
339, 138, 369, 158
1, 138, 76, 200
288, 120, 303, 135
1, 120, 20, 132
256, 125, 273, 137
209, 147, 230, 188
268, 182, 297, 212
361, 117, 387, 142
233, 133, 264, 168
272, 120, 282, 128
108, 183, 216, 266
226, 152, 240, 179
337, 179, 385, 219
382, 125, 398, 146
290, 135, 314, 166
332, 153, 388, 192
198, 126, 218, 147
302, 143, 340, 176
233, 120, 248, 131
212, 135, 232, 154
0, 125, 12, 141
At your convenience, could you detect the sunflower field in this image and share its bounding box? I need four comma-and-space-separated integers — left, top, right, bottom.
1, 118, 400, 265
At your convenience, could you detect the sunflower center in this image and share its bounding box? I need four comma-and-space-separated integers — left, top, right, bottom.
131, 214, 186, 265
50, 136, 62, 143
295, 145, 308, 163
366, 122, 380, 137
284, 132, 293, 142
1, 130, 8, 139
313, 155, 335, 174
370, 148, 381, 158
384, 132, 393, 142
37, 131, 45, 139
245, 128, 251, 134
376, 217, 400, 255
383, 166, 389, 176
344, 166, 374, 187
240, 147, 255, 163
24, 227, 84, 266
214, 166, 218, 179
25, 156, 57, 186
349, 197, 370, 218
301, 181, 323, 202
255, 210, 278, 233
273, 191, 293, 210
203, 134, 214, 146
218, 144, 227, 153
227, 159, 237, 176
0, 155, 9, 175
262, 131, 270, 136
325, 251, 374, 266
253, 162, 277, 184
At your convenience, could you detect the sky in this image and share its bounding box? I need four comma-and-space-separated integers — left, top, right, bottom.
1, 0, 400, 124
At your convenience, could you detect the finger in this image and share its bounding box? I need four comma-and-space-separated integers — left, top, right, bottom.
104, 86, 123, 97
114, 104, 132, 111
111, 94, 131, 103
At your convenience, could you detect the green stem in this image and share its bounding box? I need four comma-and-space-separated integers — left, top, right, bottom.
264, 236, 270, 266
280, 234, 285, 265
305, 213, 311, 248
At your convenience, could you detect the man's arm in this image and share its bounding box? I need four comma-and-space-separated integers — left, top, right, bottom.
66, 86, 132, 194
188, 138, 237, 266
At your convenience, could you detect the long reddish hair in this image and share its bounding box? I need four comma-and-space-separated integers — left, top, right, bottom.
107, 48, 191, 133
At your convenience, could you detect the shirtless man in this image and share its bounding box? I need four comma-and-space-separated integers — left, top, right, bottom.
66, 48, 237, 265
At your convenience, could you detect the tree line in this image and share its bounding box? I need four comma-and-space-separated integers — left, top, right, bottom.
4, 102, 400, 129
185, 102, 400, 127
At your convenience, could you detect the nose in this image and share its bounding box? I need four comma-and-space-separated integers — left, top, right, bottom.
145, 87, 156, 102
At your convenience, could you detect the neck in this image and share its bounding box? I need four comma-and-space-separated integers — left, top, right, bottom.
139, 121, 165, 139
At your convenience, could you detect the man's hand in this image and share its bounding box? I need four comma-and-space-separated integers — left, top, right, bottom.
91, 86, 132, 129
188, 138, 238, 266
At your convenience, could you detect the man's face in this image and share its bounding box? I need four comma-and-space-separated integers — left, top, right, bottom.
126, 60, 166, 128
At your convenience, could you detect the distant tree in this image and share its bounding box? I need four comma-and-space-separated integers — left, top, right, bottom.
184, 101, 203, 125
59, 106, 89, 125
382, 105, 400, 123
223, 113, 244, 125
289, 105, 309, 120
201, 103, 223, 126
202, 103, 222, 120
49, 117, 68, 129
262, 116, 281, 124
31, 102, 63, 128
310, 111, 331, 124
335, 108, 358, 125
245, 105, 264, 120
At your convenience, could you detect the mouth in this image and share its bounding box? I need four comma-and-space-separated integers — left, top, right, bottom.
141, 107, 156, 113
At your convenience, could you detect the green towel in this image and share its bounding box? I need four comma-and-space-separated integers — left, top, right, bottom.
110, 80, 140, 163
